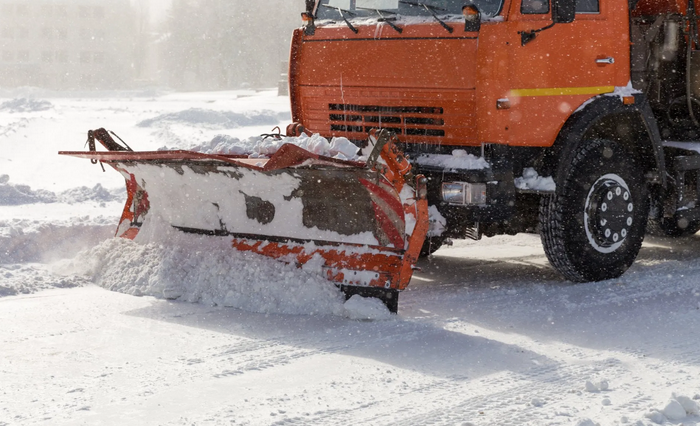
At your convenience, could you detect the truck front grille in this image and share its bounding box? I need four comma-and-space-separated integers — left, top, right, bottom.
328, 104, 445, 138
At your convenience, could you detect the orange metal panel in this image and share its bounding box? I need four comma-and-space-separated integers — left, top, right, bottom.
292, 0, 632, 149
632, 0, 693, 16
297, 86, 477, 145
293, 21, 480, 146
475, 22, 512, 145
295, 23, 477, 90
501, 0, 630, 147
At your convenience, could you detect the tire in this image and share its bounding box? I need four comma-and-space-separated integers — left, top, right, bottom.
419, 236, 444, 257
647, 217, 700, 237
540, 139, 648, 282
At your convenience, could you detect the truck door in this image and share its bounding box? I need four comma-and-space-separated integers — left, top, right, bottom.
505, 0, 630, 147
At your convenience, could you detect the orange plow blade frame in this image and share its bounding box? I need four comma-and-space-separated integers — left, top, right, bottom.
60, 128, 429, 311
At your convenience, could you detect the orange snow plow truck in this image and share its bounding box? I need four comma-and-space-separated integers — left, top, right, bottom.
63, 0, 700, 312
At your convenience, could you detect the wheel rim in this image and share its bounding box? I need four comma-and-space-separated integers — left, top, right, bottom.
583, 173, 634, 254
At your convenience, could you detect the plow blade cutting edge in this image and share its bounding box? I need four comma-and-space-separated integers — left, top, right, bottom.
60, 128, 429, 312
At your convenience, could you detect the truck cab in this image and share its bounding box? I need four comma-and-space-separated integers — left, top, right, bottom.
289, 0, 700, 283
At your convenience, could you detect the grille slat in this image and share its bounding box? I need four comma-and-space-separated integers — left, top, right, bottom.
328, 103, 446, 138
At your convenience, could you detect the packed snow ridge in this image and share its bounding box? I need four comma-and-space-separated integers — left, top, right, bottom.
0, 264, 88, 297
137, 108, 288, 129
644, 393, 700, 424
414, 149, 489, 170
0, 174, 123, 206
66, 234, 392, 320
0, 98, 52, 113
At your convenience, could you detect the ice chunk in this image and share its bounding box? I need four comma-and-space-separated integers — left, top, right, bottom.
585, 381, 599, 392
329, 137, 359, 159
515, 167, 556, 192
674, 394, 700, 415
662, 398, 686, 421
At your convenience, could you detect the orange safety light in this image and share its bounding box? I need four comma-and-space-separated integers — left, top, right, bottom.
462, 5, 479, 15
462, 5, 481, 31
301, 12, 316, 35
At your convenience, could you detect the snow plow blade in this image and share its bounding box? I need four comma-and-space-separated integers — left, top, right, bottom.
59, 128, 428, 312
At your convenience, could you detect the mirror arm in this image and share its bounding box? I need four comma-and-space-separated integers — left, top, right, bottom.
305, 0, 318, 14
518, 22, 555, 45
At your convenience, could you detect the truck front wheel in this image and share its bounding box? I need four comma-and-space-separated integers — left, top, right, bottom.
539, 140, 648, 282
419, 236, 445, 257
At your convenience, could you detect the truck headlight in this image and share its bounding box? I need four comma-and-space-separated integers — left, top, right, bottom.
441, 182, 487, 205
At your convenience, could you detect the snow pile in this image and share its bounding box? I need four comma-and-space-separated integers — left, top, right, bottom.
0, 117, 29, 138
251, 133, 360, 160
0, 218, 115, 263
514, 167, 556, 192
137, 108, 287, 129
0, 175, 123, 206
645, 394, 700, 424
186, 134, 256, 155
584, 379, 609, 392
414, 149, 489, 170
59, 184, 124, 204
0, 98, 52, 113
74, 235, 348, 316
0, 175, 58, 205
67, 233, 400, 319
0, 264, 88, 297
259, 133, 358, 159
342, 295, 392, 320
184, 132, 362, 161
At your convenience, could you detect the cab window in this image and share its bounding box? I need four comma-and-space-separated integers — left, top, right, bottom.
576, 0, 600, 13
521, 0, 549, 14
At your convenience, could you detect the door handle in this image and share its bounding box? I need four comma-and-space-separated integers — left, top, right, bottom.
596, 57, 615, 64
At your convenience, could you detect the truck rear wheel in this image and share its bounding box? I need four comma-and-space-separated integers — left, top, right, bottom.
539, 139, 648, 282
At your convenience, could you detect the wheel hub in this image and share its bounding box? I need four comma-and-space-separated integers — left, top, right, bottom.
584, 174, 634, 253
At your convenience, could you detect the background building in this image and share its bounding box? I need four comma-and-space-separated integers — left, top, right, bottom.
0, 0, 306, 91
158, 0, 302, 91
0, 0, 136, 90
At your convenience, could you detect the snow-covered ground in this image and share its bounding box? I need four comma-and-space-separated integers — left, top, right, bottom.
2, 89, 700, 426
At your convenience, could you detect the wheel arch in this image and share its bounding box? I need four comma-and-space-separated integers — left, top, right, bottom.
541, 93, 666, 189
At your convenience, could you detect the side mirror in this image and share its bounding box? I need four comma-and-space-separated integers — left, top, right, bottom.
302, 12, 316, 35
462, 5, 481, 32
552, 0, 576, 23
302, 0, 317, 36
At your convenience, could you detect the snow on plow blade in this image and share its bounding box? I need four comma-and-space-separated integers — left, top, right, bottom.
59, 128, 428, 312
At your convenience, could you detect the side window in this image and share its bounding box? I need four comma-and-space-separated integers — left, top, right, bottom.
521, 0, 549, 14
576, 0, 599, 13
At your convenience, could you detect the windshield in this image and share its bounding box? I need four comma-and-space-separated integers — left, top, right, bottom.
316, 0, 503, 20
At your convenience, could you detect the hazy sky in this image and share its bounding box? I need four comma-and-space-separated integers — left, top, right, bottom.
131, 0, 173, 23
